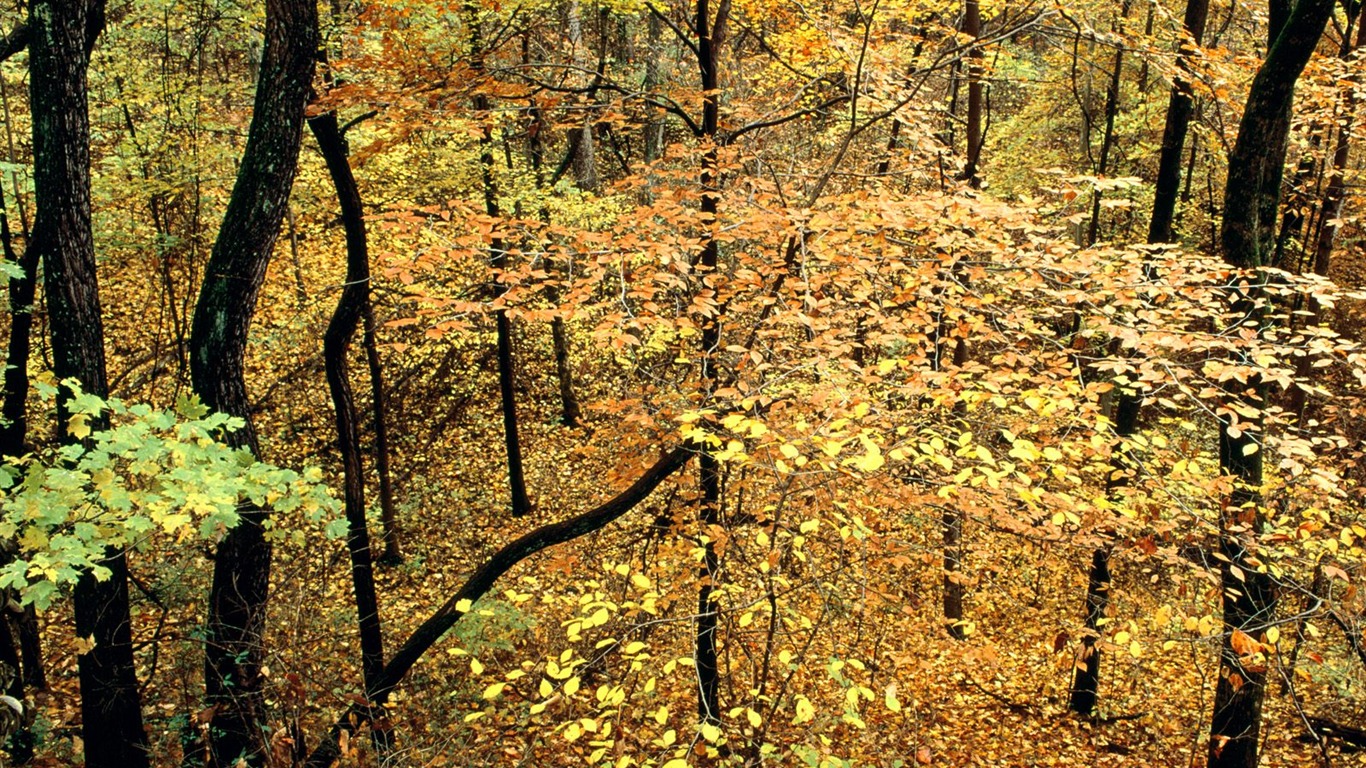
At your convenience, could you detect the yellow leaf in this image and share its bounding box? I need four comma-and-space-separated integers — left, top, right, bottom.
564, 676, 581, 697
482, 682, 506, 700
700, 722, 721, 742
469, 658, 484, 675
885, 684, 902, 713
455, 598, 473, 613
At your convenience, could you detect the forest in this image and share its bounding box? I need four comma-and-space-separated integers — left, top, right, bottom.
0, 0, 1364, 765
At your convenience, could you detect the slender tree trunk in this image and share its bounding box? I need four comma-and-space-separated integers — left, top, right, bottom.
694, 0, 728, 722
1149, 0, 1209, 246
942, 337, 967, 639
959, 0, 983, 186
567, 0, 600, 192
525, 100, 584, 429
1086, 0, 1131, 246
188, 0, 317, 764
1210, 2, 1333, 766
0, 155, 43, 767
644, 12, 666, 162
1069, 392, 1140, 715
29, 1, 148, 765
1307, 11, 1366, 280
468, 5, 532, 517
362, 302, 403, 562
308, 111, 388, 734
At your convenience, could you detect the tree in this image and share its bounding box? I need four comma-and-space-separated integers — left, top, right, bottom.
27, 0, 152, 764
186, 0, 317, 762
1210, 1, 1334, 765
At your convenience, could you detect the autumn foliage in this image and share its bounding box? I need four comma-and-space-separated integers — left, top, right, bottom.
0, 0, 1363, 766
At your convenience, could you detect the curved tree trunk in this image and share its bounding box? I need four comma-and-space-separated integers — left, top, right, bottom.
302, 447, 691, 768
308, 109, 387, 721
188, 0, 317, 764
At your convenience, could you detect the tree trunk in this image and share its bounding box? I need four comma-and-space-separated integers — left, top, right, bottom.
959, 0, 983, 187
942, 338, 968, 639
468, 4, 532, 517
1210, 2, 1333, 766
308, 110, 388, 730
524, 100, 583, 429
694, 0, 728, 722
1086, 0, 1132, 246
188, 0, 317, 763
644, 12, 666, 162
0, 165, 46, 697
1148, 0, 1210, 243
1069, 392, 1140, 715
362, 302, 403, 562
29, 0, 149, 765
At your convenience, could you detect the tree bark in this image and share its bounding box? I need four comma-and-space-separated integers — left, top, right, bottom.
693, 0, 728, 723
1086, 0, 1132, 246
362, 302, 403, 562
308, 110, 387, 719
29, 0, 148, 765
188, 0, 317, 764
1148, 0, 1211, 244
0, 163, 44, 766
1210, 2, 1333, 766
467, 3, 533, 517
959, 0, 984, 187
1069, 392, 1140, 715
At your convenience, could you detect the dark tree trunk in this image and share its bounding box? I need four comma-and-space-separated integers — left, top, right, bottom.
1307, 10, 1366, 279
959, 0, 983, 187
942, 338, 968, 640
362, 302, 403, 562
1069, 392, 1140, 715
694, 0, 728, 723
0, 190, 37, 461
0, 156, 46, 709
524, 99, 583, 429
1148, 0, 1211, 244
1210, 2, 1333, 766
1086, 0, 1132, 246
188, 0, 317, 764
29, 1, 149, 765
468, 6, 532, 517
308, 110, 387, 718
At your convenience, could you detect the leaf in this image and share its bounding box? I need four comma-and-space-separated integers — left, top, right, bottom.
884, 684, 902, 713
1230, 629, 1258, 657
481, 682, 507, 700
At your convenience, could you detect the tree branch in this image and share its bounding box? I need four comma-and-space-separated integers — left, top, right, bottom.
303, 445, 694, 768
0, 22, 28, 63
